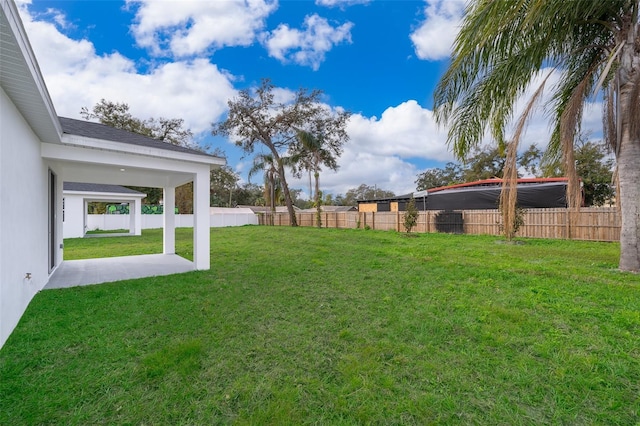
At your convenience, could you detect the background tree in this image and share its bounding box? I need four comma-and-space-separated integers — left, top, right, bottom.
213, 79, 349, 226
292, 125, 349, 227
403, 196, 418, 234
290, 188, 309, 209
210, 165, 239, 207
323, 193, 334, 206
81, 99, 194, 147
519, 144, 544, 177
433, 0, 640, 271
539, 137, 615, 207
575, 141, 615, 207
175, 183, 193, 214
462, 146, 505, 181
337, 184, 395, 206
248, 153, 283, 216
415, 162, 463, 191
234, 183, 264, 207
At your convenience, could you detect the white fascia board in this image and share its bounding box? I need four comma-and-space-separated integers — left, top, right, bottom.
63, 191, 146, 200
1, 0, 62, 142
60, 134, 225, 168
43, 141, 217, 174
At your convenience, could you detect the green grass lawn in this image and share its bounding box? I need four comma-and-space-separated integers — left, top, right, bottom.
84, 228, 130, 235
1, 227, 638, 424
62, 227, 192, 260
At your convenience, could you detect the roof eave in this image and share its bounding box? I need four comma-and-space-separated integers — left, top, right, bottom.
0, 0, 62, 143
60, 133, 226, 167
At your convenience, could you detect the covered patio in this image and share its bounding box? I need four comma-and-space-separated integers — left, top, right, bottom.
44, 254, 194, 289
45, 117, 224, 274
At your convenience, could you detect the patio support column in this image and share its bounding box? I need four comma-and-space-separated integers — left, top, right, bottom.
193, 169, 210, 270
163, 186, 176, 255
83, 199, 88, 236
128, 201, 134, 235
132, 198, 142, 236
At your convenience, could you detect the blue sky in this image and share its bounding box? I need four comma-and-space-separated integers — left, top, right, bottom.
17, 0, 602, 198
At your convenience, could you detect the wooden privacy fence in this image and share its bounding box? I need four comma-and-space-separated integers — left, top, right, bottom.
256, 207, 621, 242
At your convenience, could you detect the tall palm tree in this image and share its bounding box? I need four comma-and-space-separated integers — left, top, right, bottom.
434, 0, 640, 271
294, 130, 340, 228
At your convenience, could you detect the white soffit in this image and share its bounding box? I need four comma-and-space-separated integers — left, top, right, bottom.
0, 0, 62, 143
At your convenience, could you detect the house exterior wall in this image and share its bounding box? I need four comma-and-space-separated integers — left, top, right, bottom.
63, 194, 85, 238
0, 87, 62, 347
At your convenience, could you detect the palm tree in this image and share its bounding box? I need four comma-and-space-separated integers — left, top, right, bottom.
433, 0, 640, 271
294, 130, 340, 228
248, 153, 283, 224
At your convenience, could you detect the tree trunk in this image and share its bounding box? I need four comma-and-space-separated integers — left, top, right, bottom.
616, 121, 640, 272
314, 169, 321, 228
616, 38, 640, 271
276, 160, 298, 227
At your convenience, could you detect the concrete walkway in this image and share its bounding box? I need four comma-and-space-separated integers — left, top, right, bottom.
44, 254, 194, 289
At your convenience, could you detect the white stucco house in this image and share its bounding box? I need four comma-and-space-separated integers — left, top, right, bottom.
63, 182, 147, 238
0, 0, 224, 348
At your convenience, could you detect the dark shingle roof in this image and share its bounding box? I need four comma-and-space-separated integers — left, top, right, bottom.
236, 205, 301, 213
63, 182, 145, 195
58, 116, 217, 158
301, 205, 356, 212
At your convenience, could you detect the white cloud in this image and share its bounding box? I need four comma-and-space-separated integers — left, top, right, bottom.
306, 150, 421, 196
288, 100, 452, 196
127, 0, 278, 57
17, 3, 237, 136
410, 0, 465, 61
262, 14, 353, 70
347, 100, 452, 161
315, 0, 371, 7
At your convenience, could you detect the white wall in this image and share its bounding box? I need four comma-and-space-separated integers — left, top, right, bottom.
63, 194, 85, 238
0, 88, 61, 347
62, 193, 145, 238
80, 209, 258, 233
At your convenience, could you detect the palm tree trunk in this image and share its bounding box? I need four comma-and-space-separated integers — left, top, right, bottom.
500, 141, 518, 241
314, 169, 321, 228
616, 43, 640, 271
617, 108, 640, 271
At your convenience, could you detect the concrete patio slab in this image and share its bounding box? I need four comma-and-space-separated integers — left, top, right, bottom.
44, 254, 194, 289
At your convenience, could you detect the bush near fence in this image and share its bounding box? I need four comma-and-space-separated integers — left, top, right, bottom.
257, 207, 621, 242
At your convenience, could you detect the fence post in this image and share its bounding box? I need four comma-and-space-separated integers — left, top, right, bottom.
462, 210, 466, 234
397, 210, 400, 232
372, 212, 375, 230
